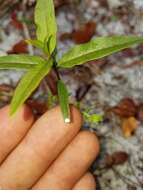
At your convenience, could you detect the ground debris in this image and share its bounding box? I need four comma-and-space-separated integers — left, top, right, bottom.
7, 40, 28, 54
109, 98, 137, 118
121, 117, 138, 137
105, 151, 129, 168
60, 21, 96, 44
127, 184, 137, 190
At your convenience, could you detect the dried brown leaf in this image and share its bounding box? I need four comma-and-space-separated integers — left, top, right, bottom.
10, 11, 23, 30
112, 151, 129, 165
121, 117, 138, 137
0, 84, 14, 92
60, 21, 96, 44
127, 185, 137, 190
110, 98, 136, 118
55, 0, 69, 8
105, 151, 128, 167
72, 21, 96, 44
8, 40, 28, 54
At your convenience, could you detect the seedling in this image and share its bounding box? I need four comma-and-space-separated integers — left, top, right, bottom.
0, 0, 143, 123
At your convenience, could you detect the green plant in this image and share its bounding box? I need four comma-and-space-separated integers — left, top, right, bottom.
0, 0, 143, 123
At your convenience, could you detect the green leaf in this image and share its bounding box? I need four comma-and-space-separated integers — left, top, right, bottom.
0, 54, 42, 70
83, 112, 103, 124
57, 80, 70, 123
43, 35, 53, 55
47, 91, 58, 108
25, 39, 44, 50
35, 0, 57, 53
58, 35, 143, 68
10, 58, 53, 115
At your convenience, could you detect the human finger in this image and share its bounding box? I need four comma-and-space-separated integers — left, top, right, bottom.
0, 104, 34, 164
0, 105, 82, 190
31, 131, 99, 190
73, 172, 96, 190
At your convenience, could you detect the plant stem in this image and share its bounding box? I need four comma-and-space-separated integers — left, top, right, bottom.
45, 70, 58, 95
45, 50, 60, 95
53, 66, 60, 80
52, 49, 61, 80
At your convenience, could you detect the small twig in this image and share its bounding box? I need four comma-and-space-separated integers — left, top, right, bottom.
53, 66, 60, 80
112, 167, 140, 188
128, 156, 143, 187
51, 49, 61, 81
45, 70, 58, 95
22, 0, 34, 55
76, 83, 91, 101
22, 23, 34, 55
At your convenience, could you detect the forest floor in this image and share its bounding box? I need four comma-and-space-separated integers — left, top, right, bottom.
0, 0, 143, 189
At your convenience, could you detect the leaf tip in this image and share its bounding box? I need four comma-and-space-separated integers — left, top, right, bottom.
64, 117, 71, 124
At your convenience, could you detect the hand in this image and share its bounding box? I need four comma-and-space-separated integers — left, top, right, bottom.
0, 105, 99, 190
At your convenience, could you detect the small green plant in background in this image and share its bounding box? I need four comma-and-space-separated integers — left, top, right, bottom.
0, 0, 143, 123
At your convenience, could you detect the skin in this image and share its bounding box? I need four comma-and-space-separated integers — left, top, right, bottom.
0, 104, 99, 190
73, 173, 96, 190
